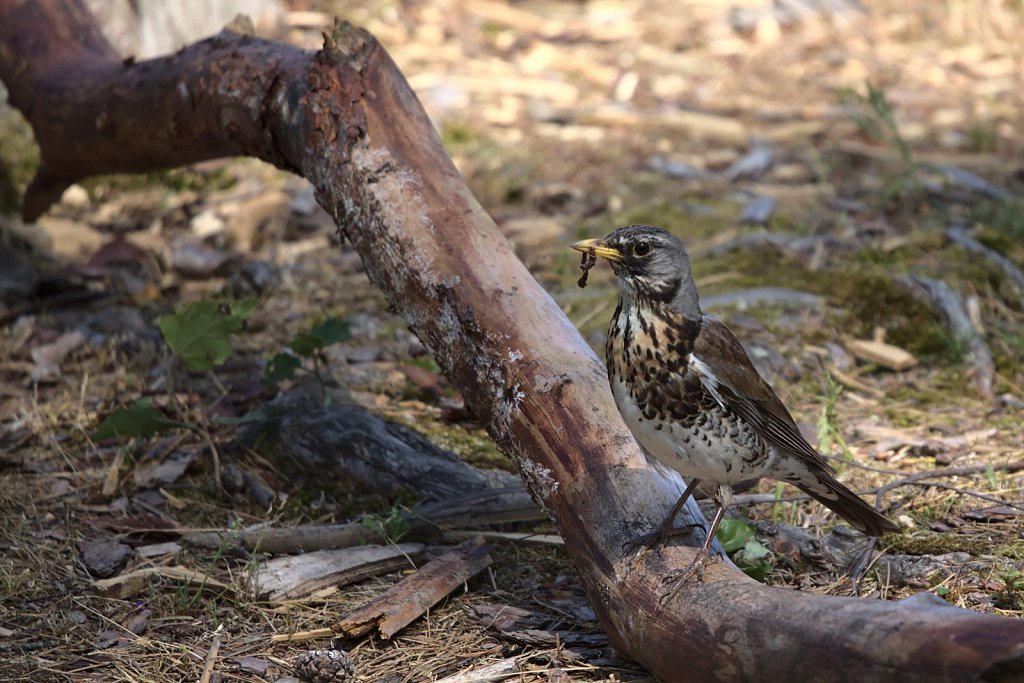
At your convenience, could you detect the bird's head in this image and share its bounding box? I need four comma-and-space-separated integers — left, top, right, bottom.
571, 225, 701, 318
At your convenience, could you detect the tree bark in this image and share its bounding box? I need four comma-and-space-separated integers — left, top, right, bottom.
1, 2, 1022, 681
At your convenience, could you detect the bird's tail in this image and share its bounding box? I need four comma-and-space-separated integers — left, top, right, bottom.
799, 472, 899, 537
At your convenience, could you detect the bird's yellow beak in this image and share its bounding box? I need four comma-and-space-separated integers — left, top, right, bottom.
570, 238, 623, 261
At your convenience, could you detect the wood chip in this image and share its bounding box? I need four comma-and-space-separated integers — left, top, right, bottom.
255, 543, 424, 601
829, 367, 884, 398
136, 541, 182, 558
337, 536, 492, 639
845, 339, 918, 371
271, 627, 334, 644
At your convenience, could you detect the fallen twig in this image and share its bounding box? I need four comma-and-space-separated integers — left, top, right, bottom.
93, 566, 233, 599
198, 632, 221, 683
888, 480, 1024, 512
185, 486, 542, 554
733, 460, 1024, 509
433, 657, 520, 683
270, 627, 334, 644
874, 460, 1024, 509
701, 287, 823, 310
845, 338, 918, 371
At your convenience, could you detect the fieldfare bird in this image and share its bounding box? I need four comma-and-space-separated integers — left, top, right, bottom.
572, 225, 898, 578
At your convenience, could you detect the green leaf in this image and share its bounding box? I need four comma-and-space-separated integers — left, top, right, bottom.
311, 317, 351, 346
288, 332, 322, 358
159, 299, 255, 370
715, 518, 754, 554
288, 317, 351, 357
228, 298, 259, 318
263, 352, 302, 388
737, 553, 772, 582
715, 518, 772, 581
741, 538, 770, 563
95, 398, 180, 440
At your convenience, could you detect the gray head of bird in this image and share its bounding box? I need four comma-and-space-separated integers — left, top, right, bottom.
571, 225, 702, 320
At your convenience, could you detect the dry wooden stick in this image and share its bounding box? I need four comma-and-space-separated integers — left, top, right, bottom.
875, 459, 1024, 510
270, 627, 334, 643
337, 537, 492, 639
198, 633, 221, 683
184, 486, 541, 554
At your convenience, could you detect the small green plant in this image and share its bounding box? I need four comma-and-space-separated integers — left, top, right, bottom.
861, 82, 913, 166
94, 397, 187, 440
96, 304, 349, 440
95, 298, 258, 441
716, 518, 773, 582
973, 196, 1024, 240
361, 504, 410, 545
159, 299, 257, 371
984, 462, 998, 490
817, 374, 852, 459
845, 81, 920, 206
993, 568, 1024, 610
966, 119, 999, 153
769, 481, 798, 526
263, 316, 352, 395
935, 327, 971, 363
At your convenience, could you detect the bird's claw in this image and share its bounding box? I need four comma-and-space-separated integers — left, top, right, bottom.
622, 522, 702, 554
658, 552, 711, 604
622, 523, 702, 568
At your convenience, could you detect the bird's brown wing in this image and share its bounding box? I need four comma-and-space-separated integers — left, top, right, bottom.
693, 316, 831, 471
693, 316, 898, 536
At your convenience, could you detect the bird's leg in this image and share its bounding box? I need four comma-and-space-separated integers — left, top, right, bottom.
660, 484, 732, 601
701, 485, 733, 561
624, 478, 702, 564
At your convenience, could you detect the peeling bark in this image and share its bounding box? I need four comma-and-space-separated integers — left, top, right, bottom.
2, 2, 1023, 681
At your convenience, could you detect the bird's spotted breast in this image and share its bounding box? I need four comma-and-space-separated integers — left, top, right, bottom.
607, 301, 773, 484
607, 301, 705, 426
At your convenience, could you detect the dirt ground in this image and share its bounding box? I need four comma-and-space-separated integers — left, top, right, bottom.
1, 1, 1023, 681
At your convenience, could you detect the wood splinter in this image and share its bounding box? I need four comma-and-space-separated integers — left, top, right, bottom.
337, 536, 492, 639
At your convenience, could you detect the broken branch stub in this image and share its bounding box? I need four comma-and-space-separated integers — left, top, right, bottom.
1, 3, 1023, 680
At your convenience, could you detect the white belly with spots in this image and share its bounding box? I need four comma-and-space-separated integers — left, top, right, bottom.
610, 377, 775, 486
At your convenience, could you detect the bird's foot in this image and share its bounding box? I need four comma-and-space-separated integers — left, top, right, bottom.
658, 550, 717, 604
623, 523, 702, 567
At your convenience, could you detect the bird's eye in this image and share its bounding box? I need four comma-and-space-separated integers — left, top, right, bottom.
633, 242, 651, 256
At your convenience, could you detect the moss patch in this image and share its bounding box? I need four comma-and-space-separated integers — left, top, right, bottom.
692, 248, 950, 357
411, 421, 513, 472
884, 532, 991, 557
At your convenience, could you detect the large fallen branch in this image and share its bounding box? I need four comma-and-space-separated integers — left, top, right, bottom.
2, 2, 1022, 680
